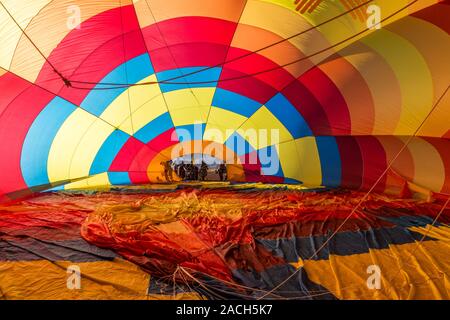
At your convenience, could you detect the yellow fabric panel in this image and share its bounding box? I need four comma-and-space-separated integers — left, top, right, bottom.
4, 0, 122, 82
302, 240, 450, 299
47, 109, 115, 183
0, 258, 200, 300
409, 225, 450, 243
100, 93, 133, 134
146, 292, 203, 300
338, 42, 402, 135
204, 107, 247, 144
0, 258, 150, 300
251, 0, 363, 58
131, 0, 156, 28
63, 173, 111, 191
276, 140, 302, 182
388, 18, 450, 138
101, 75, 165, 134
0, 0, 50, 71
165, 87, 215, 107
164, 88, 214, 126
256, 1, 436, 65
361, 29, 434, 135
388, 17, 450, 106
123, 94, 168, 134
262, 0, 435, 29
169, 106, 210, 127
279, 0, 369, 51
402, 137, 446, 193
294, 137, 322, 186
238, 106, 293, 149
239, 0, 331, 66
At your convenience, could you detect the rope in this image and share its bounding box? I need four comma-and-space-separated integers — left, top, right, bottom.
257, 84, 450, 299
0, 0, 375, 90
68, 0, 415, 90
69, 0, 373, 88
143, 0, 205, 130
0, 1, 71, 87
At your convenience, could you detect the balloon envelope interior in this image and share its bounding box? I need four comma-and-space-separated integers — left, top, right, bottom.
0, 0, 449, 300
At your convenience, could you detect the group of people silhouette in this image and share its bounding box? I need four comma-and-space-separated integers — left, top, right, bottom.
161, 160, 227, 182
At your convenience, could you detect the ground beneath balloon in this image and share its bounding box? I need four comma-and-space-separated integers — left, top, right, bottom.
1, 185, 449, 299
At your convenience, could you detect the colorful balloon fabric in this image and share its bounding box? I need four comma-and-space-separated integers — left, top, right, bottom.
0, 189, 202, 299
1, 185, 449, 299
0, 0, 449, 301
0, 0, 449, 202
80, 187, 450, 299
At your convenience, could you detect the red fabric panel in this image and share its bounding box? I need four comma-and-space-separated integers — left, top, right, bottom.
109, 137, 146, 172
35, 5, 146, 105
147, 127, 179, 151
218, 67, 278, 104
128, 145, 157, 184
222, 47, 296, 91
0, 80, 54, 195
0, 73, 30, 114
298, 67, 351, 135
144, 17, 237, 51
282, 79, 332, 135
239, 152, 284, 183
356, 136, 388, 192
335, 137, 363, 189
412, 1, 450, 33
149, 43, 229, 72
128, 128, 178, 184
143, 17, 237, 72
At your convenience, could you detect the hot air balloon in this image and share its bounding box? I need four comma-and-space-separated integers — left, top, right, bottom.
0, 0, 448, 300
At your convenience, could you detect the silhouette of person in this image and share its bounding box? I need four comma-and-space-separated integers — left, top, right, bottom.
185, 163, 193, 181
193, 165, 199, 180
179, 162, 186, 180
161, 160, 173, 182
174, 163, 180, 177
167, 160, 174, 182
199, 162, 208, 181
218, 162, 227, 181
